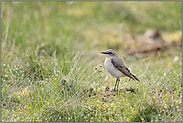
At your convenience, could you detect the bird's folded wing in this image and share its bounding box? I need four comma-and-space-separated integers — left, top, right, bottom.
111, 58, 134, 80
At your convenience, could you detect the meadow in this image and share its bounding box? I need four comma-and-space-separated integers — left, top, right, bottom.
1, 1, 182, 122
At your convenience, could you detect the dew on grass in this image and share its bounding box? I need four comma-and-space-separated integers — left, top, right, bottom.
102, 86, 106, 89
12, 74, 15, 78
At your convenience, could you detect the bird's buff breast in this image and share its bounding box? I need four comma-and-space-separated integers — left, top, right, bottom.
104, 58, 125, 78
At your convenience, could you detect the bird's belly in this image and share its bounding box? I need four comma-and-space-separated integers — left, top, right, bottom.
105, 61, 125, 78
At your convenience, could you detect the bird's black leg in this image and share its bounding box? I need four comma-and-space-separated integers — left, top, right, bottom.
113, 78, 118, 91
116, 78, 120, 91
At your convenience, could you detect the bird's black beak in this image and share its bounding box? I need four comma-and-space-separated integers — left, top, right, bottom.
101, 51, 112, 54
101, 51, 108, 54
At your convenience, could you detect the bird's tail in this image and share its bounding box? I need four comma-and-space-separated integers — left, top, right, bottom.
131, 73, 140, 81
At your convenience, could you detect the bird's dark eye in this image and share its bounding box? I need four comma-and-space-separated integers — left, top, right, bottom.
108, 52, 112, 54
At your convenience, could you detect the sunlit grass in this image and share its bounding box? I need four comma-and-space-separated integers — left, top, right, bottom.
1, 1, 182, 122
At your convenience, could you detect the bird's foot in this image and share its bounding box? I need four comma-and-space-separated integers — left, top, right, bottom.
112, 88, 118, 92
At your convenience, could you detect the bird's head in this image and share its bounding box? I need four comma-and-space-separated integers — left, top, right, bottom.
101, 49, 118, 57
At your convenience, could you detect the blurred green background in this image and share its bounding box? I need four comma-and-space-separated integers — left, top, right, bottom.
1, 1, 182, 53
1, 1, 182, 122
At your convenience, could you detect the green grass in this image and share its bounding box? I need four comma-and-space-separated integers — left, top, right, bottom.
1, 1, 182, 122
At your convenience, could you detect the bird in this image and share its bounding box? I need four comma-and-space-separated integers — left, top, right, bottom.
101, 49, 139, 91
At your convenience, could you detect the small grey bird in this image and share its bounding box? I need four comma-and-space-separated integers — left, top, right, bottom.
101, 49, 139, 91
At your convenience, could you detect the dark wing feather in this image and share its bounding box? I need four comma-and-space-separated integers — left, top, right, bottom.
125, 67, 130, 73
111, 58, 139, 81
